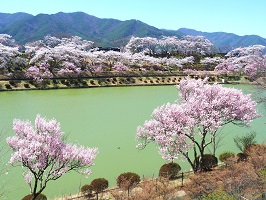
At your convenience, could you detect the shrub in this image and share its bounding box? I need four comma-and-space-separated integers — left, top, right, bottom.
5, 84, 12, 89
234, 131, 257, 153
22, 193, 47, 200
73, 80, 79, 86
117, 172, 140, 196
90, 178, 108, 200
29, 80, 35, 85
195, 154, 218, 171
80, 184, 93, 195
65, 81, 71, 86
219, 152, 235, 162
90, 178, 108, 193
237, 152, 248, 162
9, 80, 17, 87
159, 162, 181, 179
186, 144, 266, 199
24, 83, 30, 88
202, 188, 236, 200
258, 167, 266, 180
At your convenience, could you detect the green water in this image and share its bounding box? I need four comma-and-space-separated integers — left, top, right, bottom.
0, 85, 265, 199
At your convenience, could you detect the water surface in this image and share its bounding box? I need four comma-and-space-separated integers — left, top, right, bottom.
0, 85, 265, 199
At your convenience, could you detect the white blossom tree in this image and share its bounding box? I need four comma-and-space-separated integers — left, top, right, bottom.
215, 45, 266, 79
6, 114, 98, 199
136, 78, 260, 172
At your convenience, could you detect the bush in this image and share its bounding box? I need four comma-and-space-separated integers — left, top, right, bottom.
219, 152, 235, 162
9, 80, 17, 87
237, 152, 248, 162
234, 131, 257, 153
90, 178, 108, 200
29, 80, 35, 85
5, 84, 12, 89
80, 184, 93, 195
202, 188, 236, 200
195, 154, 218, 171
117, 172, 140, 189
90, 178, 108, 194
159, 162, 181, 179
22, 193, 47, 200
24, 83, 30, 88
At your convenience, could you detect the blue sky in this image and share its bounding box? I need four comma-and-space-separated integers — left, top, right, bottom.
1, 0, 266, 38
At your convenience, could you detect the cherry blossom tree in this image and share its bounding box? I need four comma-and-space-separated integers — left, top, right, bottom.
0, 38, 27, 77
25, 35, 94, 76
125, 36, 158, 55
136, 78, 260, 172
181, 35, 218, 55
157, 36, 180, 56
26, 63, 53, 83
0, 34, 16, 46
6, 114, 98, 200
112, 62, 130, 74
57, 62, 82, 77
215, 45, 266, 80
200, 56, 225, 70
125, 35, 217, 56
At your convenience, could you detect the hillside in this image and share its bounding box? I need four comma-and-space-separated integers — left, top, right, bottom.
0, 12, 266, 50
0, 12, 183, 47
178, 28, 266, 52
0, 12, 33, 30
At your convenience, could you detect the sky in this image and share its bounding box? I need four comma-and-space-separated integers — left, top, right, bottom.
1, 0, 266, 38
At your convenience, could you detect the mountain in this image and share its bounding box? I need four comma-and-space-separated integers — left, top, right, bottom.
178, 28, 266, 52
0, 12, 266, 51
0, 12, 33, 30
0, 12, 183, 47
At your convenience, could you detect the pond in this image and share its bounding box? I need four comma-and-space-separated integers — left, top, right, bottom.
0, 84, 265, 199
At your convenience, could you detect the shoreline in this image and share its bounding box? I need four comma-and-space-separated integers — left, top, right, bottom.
0, 74, 246, 92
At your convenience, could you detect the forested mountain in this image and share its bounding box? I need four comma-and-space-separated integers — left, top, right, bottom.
0, 12, 182, 46
0, 12, 33, 30
178, 28, 266, 52
0, 12, 266, 50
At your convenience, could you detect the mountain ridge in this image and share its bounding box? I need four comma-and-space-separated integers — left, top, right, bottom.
0, 12, 265, 50
178, 28, 266, 52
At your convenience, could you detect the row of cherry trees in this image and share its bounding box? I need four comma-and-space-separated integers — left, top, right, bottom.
125, 35, 218, 56
214, 45, 266, 80
1, 34, 265, 83
0, 34, 221, 82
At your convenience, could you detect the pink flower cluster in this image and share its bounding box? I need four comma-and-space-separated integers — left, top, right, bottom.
215, 45, 266, 79
26, 63, 53, 83
6, 114, 98, 191
136, 78, 260, 163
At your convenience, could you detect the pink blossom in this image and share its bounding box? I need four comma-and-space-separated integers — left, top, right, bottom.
215, 45, 266, 79
6, 114, 98, 196
137, 78, 260, 171
26, 63, 53, 83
